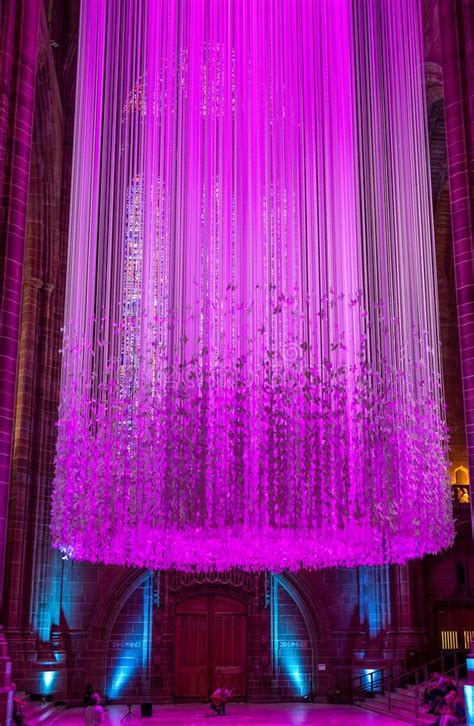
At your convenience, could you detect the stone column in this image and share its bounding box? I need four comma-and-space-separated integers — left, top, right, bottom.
383, 565, 425, 662
0, 3, 41, 723
438, 0, 474, 522
0, 0, 41, 606
3, 278, 43, 645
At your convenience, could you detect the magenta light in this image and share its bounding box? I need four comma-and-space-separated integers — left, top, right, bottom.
52, 0, 454, 571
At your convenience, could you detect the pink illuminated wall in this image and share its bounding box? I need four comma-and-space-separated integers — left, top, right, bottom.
52, 0, 453, 571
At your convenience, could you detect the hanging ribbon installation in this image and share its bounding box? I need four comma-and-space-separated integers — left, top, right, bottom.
52, 0, 454, 570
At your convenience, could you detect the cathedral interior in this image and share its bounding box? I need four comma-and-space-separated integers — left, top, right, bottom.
1, 0, 473, 724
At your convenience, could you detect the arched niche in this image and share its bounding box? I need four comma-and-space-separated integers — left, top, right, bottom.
272, 572, 331, 700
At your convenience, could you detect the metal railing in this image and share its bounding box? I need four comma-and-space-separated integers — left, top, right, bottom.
327, 650, 466, 708
335, 651, 466, 723
351, 665, 397, 700
412, 660, 465, 724
326, 664, 398, 704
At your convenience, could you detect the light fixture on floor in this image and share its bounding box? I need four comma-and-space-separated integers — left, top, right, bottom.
121, 703, 140, 722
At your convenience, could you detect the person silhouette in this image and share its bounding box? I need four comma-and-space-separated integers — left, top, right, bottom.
210, 682, 232, 716
84, 693, 105, 725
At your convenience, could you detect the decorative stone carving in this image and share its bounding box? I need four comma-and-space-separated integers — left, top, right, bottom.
167, 570, 258, 594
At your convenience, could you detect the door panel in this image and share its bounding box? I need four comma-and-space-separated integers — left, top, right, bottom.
213, 612, 246, 695
175, 594, 246, 699
175, 613, 208, 697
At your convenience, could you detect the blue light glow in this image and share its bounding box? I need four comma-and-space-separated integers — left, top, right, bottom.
467, 657, 474, 676
291, 666, 304, 694
41, 671, 56, 693
359, 567, 391, 638
271, 575, 279, 673
33, 550, 69, 643
110, 660, 136, 699
142, 573, 153, 685
360, 668, 381, 693
464, 685, 474, 726
107, 572, 154, 699
279, 648, 308, 696
271, 576, 311, 698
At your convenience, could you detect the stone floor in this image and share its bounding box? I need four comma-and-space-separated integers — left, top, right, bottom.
25, 702, 405, 725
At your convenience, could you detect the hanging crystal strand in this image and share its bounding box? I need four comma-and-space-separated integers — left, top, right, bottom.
53, 0, 453, 570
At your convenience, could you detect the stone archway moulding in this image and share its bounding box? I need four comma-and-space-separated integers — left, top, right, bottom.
87, 567, 149, 692
274, 572, 333, 697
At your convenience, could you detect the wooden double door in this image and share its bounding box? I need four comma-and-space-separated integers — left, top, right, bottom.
175, 594, 246, 699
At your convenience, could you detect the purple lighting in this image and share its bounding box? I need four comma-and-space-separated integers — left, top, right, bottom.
52, 0, 454, 571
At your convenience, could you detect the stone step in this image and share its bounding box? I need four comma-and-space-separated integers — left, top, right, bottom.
360, 680, 466, 702
378, 689, 420, 702
357, 673, 467, 726
359, 683, 467, 726
358, 690, 420, 710
361, 701, 435, 725
23, 700, 68, 725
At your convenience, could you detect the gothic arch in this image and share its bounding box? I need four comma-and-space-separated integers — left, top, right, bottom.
86, 567, 149, 693
89, 568, 149, 640
274, 571, 333, 697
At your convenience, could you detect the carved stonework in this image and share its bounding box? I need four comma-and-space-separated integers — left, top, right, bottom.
167, 569, 258, 594
152, 571, 161, 608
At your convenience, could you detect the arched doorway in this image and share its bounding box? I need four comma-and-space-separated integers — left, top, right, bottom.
175, 594, 246, 699
271, 576, 314, 698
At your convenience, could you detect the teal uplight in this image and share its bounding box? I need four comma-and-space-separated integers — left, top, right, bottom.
359, 567, 391, 638
41, 671, 56, 693
270, 575, 279, 674
271, 575, 311, 698
360, 668, 380, 693
107, 573, 154, 699
110, 659, 136, 699
464, 685, 474, 726
291, 666, 304, 695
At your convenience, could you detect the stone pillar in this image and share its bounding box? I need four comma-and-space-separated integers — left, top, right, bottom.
0, 0, 41, 602
3, 277, 43, 643
383, 565, 425, 662
438, 0, 474, 522
0, 3, 41, 723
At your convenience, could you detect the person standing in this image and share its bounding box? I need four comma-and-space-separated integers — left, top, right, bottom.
85, 693, 105, 725
83, 683, 93, 707
12, 695, 27, 726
